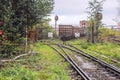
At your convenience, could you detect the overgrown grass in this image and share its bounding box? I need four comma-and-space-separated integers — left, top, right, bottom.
0, 42, 71, 80
32, 42, 70, 80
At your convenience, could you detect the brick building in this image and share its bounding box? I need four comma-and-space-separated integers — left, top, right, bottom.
59, 25, 83, 37
58, 20, 88, 37
59, 25, 73, 36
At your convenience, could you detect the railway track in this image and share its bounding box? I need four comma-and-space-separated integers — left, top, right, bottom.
61, 44, 120, 80
49, 45, 92, 80
41, 41, 120, 79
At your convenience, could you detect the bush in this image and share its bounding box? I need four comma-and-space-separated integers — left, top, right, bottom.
0, 40, 24, 58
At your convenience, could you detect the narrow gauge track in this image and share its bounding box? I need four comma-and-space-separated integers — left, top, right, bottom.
61, 44, 120, 80
49, 45, 92, 80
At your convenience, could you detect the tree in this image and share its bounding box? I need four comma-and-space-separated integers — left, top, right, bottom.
0, 0, 54, 57
0, 0, 54, 39
87, 0, 105, 43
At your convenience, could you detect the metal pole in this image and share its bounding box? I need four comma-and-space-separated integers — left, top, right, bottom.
55, 20, 57, 33
55, 15, 58, 36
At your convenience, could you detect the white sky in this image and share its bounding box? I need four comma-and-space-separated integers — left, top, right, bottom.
49, 0, 119, 27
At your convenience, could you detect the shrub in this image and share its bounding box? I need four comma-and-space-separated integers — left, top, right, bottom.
0, 40, 25, 58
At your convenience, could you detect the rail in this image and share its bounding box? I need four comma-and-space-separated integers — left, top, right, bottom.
49, 45, 92, 80
62, 44, 120, 77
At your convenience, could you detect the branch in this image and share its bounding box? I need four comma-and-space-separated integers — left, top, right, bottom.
0, 50, 37, 63
13, 53, 30, 60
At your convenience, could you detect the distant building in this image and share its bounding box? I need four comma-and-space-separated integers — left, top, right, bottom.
58, 20, 89, 37
73, 26, 81, 33
59, 25, 73, 36
59, 25, 84, 37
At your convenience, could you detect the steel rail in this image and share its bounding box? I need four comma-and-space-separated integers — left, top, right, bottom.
49, 45, 92, 80
62, 44, 120, 77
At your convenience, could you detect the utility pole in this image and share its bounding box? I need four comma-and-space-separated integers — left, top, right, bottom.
55, 15, 58, 36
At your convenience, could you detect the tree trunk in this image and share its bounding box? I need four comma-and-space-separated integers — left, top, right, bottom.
91, 23, 95, 43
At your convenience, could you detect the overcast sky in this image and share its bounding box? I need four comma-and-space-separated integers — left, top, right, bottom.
49, 0, 119, 27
